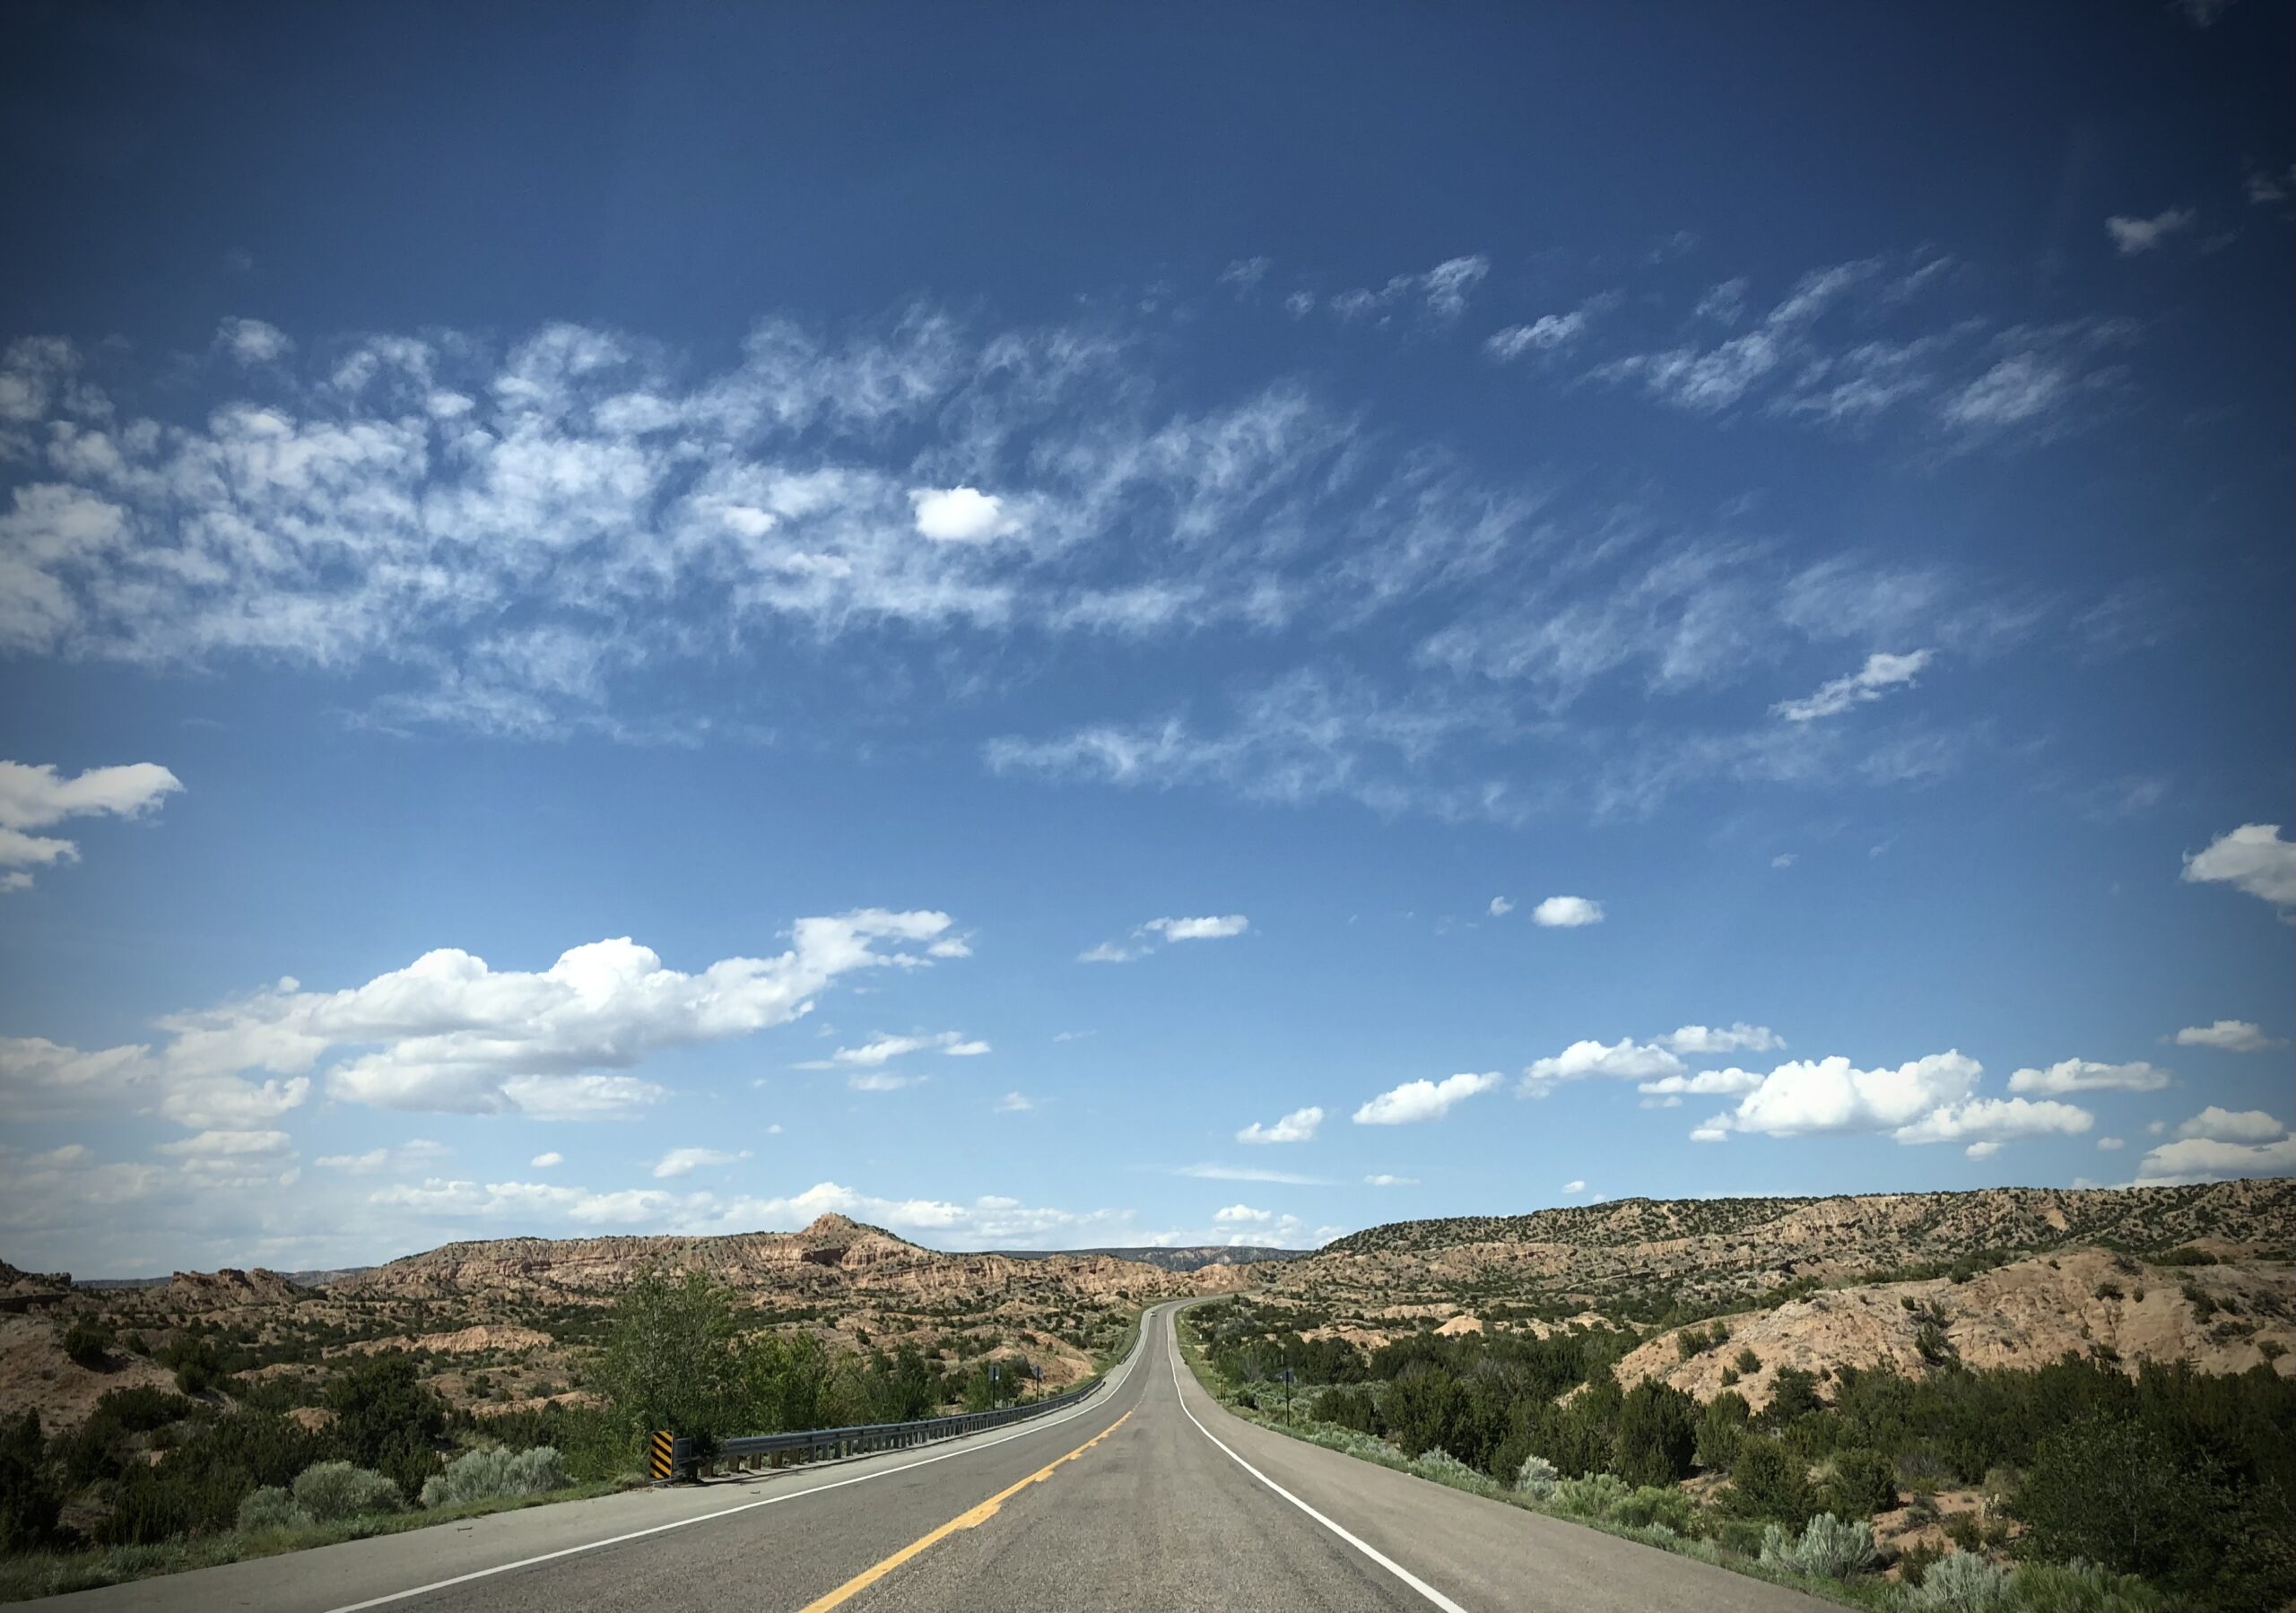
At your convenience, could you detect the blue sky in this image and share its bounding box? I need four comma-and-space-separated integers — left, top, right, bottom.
2, 3, 2291, 1275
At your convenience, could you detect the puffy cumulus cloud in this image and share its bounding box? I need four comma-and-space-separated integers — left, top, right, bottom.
1772, 650, 1931, 723
2136, 1109, 2294, 1184
908, 486, 1013, 542
1661, 1023, 1784, 1055
1561, 1179, 1587, 1193
1523, 1037, 1684, 1094
1892, 1097, 2094, 1146
1530, 896, 1605, 928
2006, 1059, 2170, 1095
1488, 896, 1514, 916
2183, 825, 2296, 917
4, 910, 958, 1127
651, 1147, 752, 1179
0, 1143, 169, 1242
0, 759, 182, 888
1352, 1071, 1500, 1125
2104, 209, 2196, 255
1703, 1052, 1983, 1140
2176, 1106, 2287, 1144
795, 1029, 990, 1070
1213, 1203, 1272, 1224
530, 1151, 563, 1167
215, 317, 293, 364
2174, 1020, 2282, 1054
1237, 1106, 1323, 1145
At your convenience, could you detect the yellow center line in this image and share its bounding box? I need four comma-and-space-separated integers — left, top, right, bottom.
798, 1407, 1135, 1613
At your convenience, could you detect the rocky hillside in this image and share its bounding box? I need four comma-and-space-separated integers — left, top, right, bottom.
1273, 1179, 2294, 1322
999, 1244, 1307, 1272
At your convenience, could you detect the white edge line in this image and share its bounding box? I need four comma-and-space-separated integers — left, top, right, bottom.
1165, 1311, 1472, 1613
322, 1309, 1157, 1613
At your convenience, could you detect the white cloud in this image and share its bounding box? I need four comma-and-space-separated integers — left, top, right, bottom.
1892, 1097, 2094, 1146
796, 1029, 989, 1069
1485, 296, 1615, 360
1662, 1023, 1783, 1055
1965, 1140, 2002, 1160
847, 1071, 926, 1093
2097, 1137, 2125, 1151
1081, 914, 1248, 963
5, 910, 959, 1129
1772, 650, 1931, 722
1530, 895, 1605, 928
1488, 896, 1513, 916
1707, 1051, 1983, 1140
652, 1147, 752, 1179
1352, 1071, 1500, 1125
2182, 825, 2296, 917
1364, 1174, 1416, 1187
2173, 1020, 2282, 1053
1237, 1106, 1323, 1145
1219, 257, 1272, 293
157, 1129, 294, 1160
1144, 915, 1249, 941
1213, 1203, 1272, 1224
2176, 1106, 2287, 1144
216, 317, 292, 363
2006, 1059, 2170, 1095
994, 1091, 1034, 1113
2248, 164, 2294, 204
1637, 1068, 1764, 1097
1561, 1179, 1587, 1193
1173, 1163, 1336, 1185
908, 486, 1013, 542
1524, 1037, 1684, 1092
0, 759, 183, 888
2105, 209, 2197, 255
530, 1151, 563, 1168
2136, 1114, 2295, 1183
1771, 853, 1798, 869
314, 1140, 448, 1175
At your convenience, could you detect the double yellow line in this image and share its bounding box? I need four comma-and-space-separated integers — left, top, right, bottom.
799, 1409, 1135, 1612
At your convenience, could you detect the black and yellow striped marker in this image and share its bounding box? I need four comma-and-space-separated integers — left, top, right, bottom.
649, 1430, 675, 1481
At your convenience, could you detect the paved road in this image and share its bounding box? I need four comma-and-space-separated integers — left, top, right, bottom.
31, 1305, 1829, 1612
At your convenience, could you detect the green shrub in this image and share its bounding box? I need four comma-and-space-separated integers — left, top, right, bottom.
1409, 1447, 1484, 1490
0, 1411, 61, 1553
1515, 1453, 1559, 1499
291, 1461, 406, 1522
235, 1486, 313, 1532
1695, 1390, 1750, 1471
1761, 1366, 1823, 1425
1552, 1472, 1631, 1520
1759, 1511, 1876, 1579
1613, 1484, 1694, 1534
1727, 1435, 1813, 1524
63, 1319, 113, 1369
1735, 1348, 1761, 1374
1822, 1444, 1900, 1516
323, 1355, 447, 1500
1611, 1380, 1698, 1487
421, 1445, 569, 1509
2001, 1560, 2166, 1612
1901, 1550, 2011, 1611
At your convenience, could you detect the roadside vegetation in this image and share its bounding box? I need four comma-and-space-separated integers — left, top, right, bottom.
1181, 1298, 2296, 1612
0, 1265, 1114, 1603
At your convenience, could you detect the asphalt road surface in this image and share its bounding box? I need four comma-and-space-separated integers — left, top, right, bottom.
31, 1305, 1829, 1612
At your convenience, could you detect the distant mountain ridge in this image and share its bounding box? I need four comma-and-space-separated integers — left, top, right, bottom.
996, 1244, 1307, 1272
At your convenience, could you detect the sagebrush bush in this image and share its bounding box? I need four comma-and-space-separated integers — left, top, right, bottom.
420, 1446, 569, 1509
1761, 1512, 1877, 1579
1999, 1560, 2165, 1612
1408, 1447, 1484, 1490
1612, 1484, 1694, 1534
235, 1487, 313, 1532
1515, 1453, 1560, 1499
1551, 1472, 1631, 1520
1900, 1550, 2012, 1612
291, 1461, 406, 1523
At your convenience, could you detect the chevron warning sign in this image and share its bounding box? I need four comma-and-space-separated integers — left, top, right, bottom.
649, 1429, 675, 1481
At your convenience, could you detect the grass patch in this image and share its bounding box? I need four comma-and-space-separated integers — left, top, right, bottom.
0, 1478, 631, 1605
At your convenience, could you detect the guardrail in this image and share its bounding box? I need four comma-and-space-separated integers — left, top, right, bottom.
653, 1375, 1108, 1483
